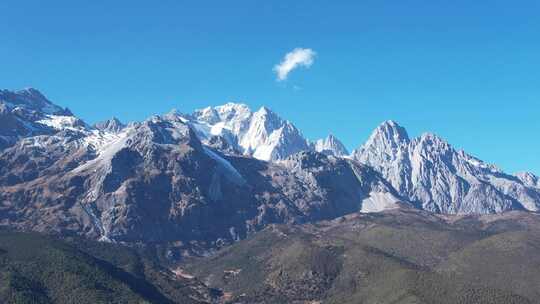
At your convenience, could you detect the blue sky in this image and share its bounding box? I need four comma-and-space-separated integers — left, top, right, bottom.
1, 1, 539, 174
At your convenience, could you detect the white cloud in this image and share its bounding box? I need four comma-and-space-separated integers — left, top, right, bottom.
273, 48, 316, 81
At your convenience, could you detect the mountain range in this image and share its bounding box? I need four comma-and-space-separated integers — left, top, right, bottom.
1, 88, 539, 248
2, 88, 540, 304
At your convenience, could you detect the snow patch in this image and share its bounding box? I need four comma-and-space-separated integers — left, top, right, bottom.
203, 147, 245, 185
84, 130, 125, 154
72, 129, 130, 173
37, 115, 82, 131
360, 192, 400, 213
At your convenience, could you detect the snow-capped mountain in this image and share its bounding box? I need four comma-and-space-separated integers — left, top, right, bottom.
94, 117, 125, 134
0, 90, 314, 162
0, 89, 400, 245
313, 134, 349, 156
170, 103, 310, 161
0, 89, 132, 160
0, 88, 74, 149
2, 88, 540, 248
239, 106, 310, 161
353, 120, 540, 214
0, 88, 69, 115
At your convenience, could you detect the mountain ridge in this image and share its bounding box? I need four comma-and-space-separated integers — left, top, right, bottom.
1, 88, 539, 249
353, 120, 540, 213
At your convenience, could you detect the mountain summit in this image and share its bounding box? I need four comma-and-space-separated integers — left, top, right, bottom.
0, 88, 75, 149
313, 134, 349, 156
354, 121, 540, 214
170, 102, 311, 161
94, 117, 125, 134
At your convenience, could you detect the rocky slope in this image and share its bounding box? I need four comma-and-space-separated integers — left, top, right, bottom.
353, 120, 540, 214
185, 208, 540, 304
0, 88, 73, 149
0, 118, 400, 246
313, 134, 349, 156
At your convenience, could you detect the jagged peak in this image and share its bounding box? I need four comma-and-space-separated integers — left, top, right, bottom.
254, 105, 278, 117
419, 132, 445, 140
251, 106, 284, 129
361, 120, 410, 151
416, 132, 450, 145
284, 150, 329, 169
516, 172, 540, 188
214, 102, 251, 115
316, 133, 338, 143
16, 87, 46, 98
280, 120, 303, 135
219, 101, 250, 109
148, 114, 163, 123
142, 113, 190, 132
94, 117, 125, 133
0, 88, 68, 115
166, 108, 183, 116
411, 132, 455, 154
516, 171, 538, 179
325, 134, 346, 146
195, 106, 216, 114
2, 88, 48, 104
314, 133, 349, 156
193, 102, 251, 117
193, 102, 253, 124
192, 106, 220, 123
376, 120, 408, 136
326, 133, 338, 140
380, 119, 400, 127
162, 109, 192, 124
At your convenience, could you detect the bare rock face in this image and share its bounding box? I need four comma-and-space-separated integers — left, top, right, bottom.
516, 172, 540, 188
238, 106, 310, 161
0, 88, 69, 115
282, 151, 403, 214
313, 134, 349, 156
94, 117, 125, 134
353, 120, 540, 214
0, 88, 71, 149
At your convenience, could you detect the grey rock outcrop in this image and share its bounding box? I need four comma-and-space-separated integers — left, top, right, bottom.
313, 134, 349, 157
353, 120, 540, 214
94, 117, 125, 133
